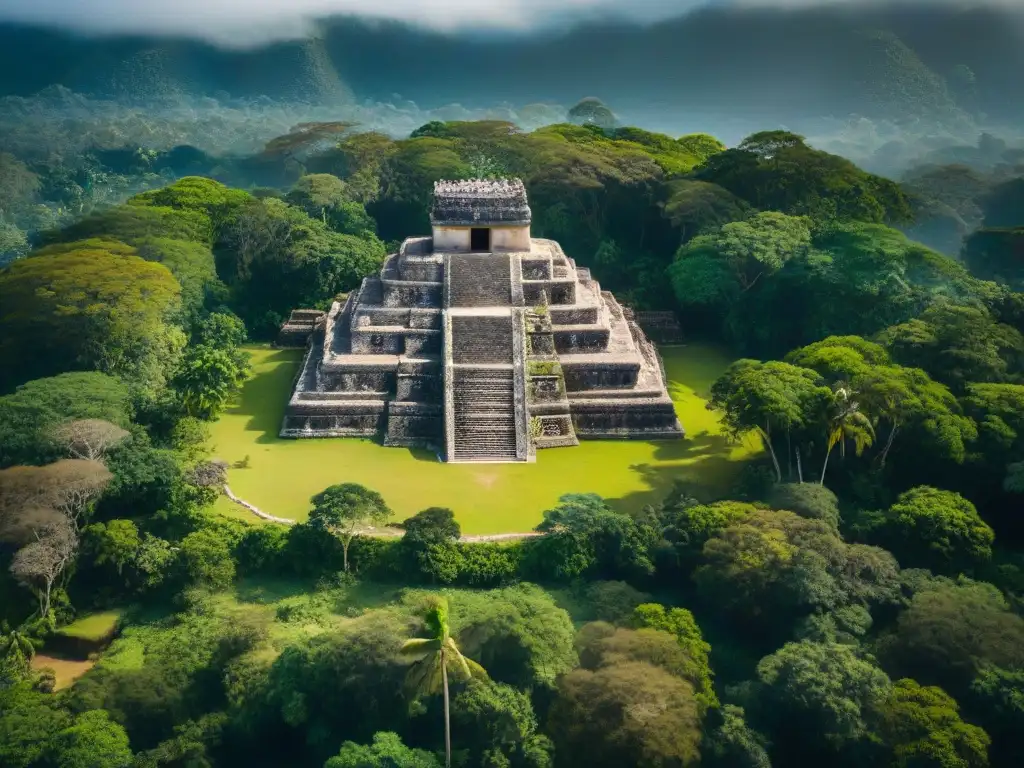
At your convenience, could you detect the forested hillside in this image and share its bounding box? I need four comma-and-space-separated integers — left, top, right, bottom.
2, 100, 1024, 768
0, 4, 1022, 126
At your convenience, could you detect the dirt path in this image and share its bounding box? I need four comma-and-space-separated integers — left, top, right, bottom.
31, 654, 95, 691
223, 486, 542, 541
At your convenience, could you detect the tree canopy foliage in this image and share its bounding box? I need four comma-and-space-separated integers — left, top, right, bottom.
0, 243, 182, 388
1, 109, 1024, 768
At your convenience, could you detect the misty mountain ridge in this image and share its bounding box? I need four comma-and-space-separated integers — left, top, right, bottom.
0, 4, 1019, 125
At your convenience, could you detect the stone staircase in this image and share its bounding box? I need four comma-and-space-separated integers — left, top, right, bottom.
450, 368, 518, 461
448, 253, 512, 307
451, 315, 514, 364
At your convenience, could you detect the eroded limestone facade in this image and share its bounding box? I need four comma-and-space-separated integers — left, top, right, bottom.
281, 178, 683, 462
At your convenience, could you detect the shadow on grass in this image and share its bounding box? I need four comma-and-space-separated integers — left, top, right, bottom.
222, 348, 302, 443
235, 577, 313, 605
611, 454, 746, 513
233, 575, 403, 615
405, 446, 443, 463
605, 428, 749, 514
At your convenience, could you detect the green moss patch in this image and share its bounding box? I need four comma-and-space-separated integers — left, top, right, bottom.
56, 610, 123, 642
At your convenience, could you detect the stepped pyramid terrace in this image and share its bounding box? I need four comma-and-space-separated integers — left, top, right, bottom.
280, 178, 684, 462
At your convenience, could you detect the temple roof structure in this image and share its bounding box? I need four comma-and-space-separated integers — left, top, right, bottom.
430, 178, 532, 226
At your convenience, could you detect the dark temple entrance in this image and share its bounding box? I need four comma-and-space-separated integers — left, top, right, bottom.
470, 227, 490, 251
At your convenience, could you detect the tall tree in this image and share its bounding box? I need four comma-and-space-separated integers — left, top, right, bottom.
878, 302, 1024, 391
308, 483, 391, 572
51, 419, 129, 462
0, 460, 112, 533
401, 596, 485, 768
869, 679, 989, 768
9, 517, 78, 617
0, 372, 130, 468
755, 640, 892, 762
0, 244, 182, 389
547, 659, 702, 768
260, 122, 357, 168
820, 383, 875, 485
857, 486, 994, 574
325, 732, 440, 768
172, 344, 251, 419
709, 359, 832, 482
567, 98, 617, 130
0, 622, 38, 676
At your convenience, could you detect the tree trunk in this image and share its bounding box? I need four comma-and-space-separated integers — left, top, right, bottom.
756, 425, 782, 483
796, 446, 804, 483
442, 655, 452, 768
820, 445, 834, 485
342, 538, 350, 573
879, 422, 899, 468
42, 578, 53, 618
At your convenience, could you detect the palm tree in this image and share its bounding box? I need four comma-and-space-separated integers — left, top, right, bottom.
400, 596, 485, 768
0, 621, 38, 673
820, 383, 875, 485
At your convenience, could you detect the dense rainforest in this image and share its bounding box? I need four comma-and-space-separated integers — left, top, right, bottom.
1, 83, 1024, 768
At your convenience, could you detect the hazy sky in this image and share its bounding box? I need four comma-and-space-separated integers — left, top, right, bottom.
0, 0, 1013, 44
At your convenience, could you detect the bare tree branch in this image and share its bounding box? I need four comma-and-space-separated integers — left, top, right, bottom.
0, 460, 112, 533
51, 419, 129, 462
0, 505, 64, 546
186, 459, 229, 488
10, 517, 78, 617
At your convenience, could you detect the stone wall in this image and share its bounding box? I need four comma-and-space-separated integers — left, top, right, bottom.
570, 399, 682, 438
318, 369, 394, 393
562, 362, 639, 391
442, 310, 456, 462
550, 306, 599, 325
521, 260, 551, 280
281, 409, 384, 438
523, 280, 575, 306
396, 370, 442, 403
275, 308, 325, 348
432, 226, 471, 252
382, 280, 442, 308
511, 308, 532, 461
492, 225, 532, 251
383, 402, 443, 448
554, 327, 610, 354
350, 329, 404, 354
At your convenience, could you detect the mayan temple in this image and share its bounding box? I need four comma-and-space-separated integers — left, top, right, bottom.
280, 178, 684, 462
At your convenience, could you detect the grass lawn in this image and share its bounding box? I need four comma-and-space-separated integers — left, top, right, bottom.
210, 343, 760, 534
56, 610, 122, 641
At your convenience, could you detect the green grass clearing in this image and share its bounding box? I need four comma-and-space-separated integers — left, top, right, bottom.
210, 343, 759, 534
56, 610, 122, 641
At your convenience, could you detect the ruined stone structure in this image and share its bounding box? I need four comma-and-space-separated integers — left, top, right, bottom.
621, 307, 685, 345
281, 178, 683, 462
276, 308, 326, 348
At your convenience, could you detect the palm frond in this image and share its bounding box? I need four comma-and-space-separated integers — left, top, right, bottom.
400, 637, 441, 658
463, 657, 489, 680
445, 638, 487, 682
405, 655, 444, 698
446, 639, 473, 680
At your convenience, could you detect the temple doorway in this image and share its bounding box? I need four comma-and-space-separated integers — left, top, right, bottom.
470, 227, 490, 251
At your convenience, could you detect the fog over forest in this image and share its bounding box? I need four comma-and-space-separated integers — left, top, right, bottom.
0, 2, 1022, 177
